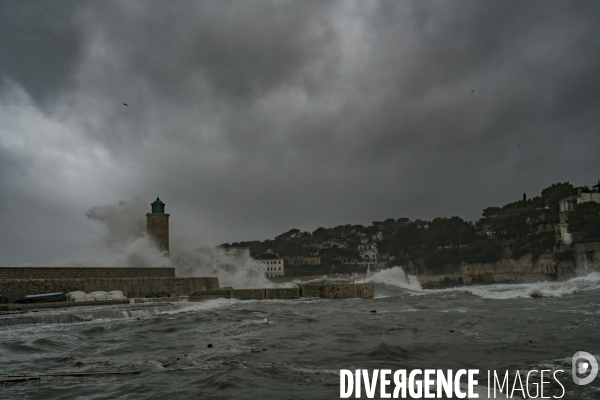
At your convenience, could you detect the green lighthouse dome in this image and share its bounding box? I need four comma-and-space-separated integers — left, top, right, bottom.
151, 197, 165, 213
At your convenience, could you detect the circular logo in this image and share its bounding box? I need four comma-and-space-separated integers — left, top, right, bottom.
572, 351, 599, 385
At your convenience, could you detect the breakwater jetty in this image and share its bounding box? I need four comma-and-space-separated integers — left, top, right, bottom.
0, 267, 374, 310
0, 267, 219, 300
190, 283, 374, 301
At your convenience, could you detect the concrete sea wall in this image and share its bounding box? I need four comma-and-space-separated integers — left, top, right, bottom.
298, 283, 374, 299
265, 288, 300, 299
0, 277, 219, 298
418, 243, 600, 289
190, 283, 374, 301
231, 289, 266, 300
0, 267, 175, 280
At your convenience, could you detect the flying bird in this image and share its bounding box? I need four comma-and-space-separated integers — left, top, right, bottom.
124, 103, 128, 106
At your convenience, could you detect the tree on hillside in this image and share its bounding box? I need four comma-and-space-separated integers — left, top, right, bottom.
501, 198, 531, 211
478, 207, 502, 233
275, 229, 302, 240
490, 207, 539, 237
396, 218, 410, 226
351, 224, 365, 231
482, 207, 502, 218
540, 182, 576, 212
426, 217, 478, 249
312, 227, 331, 242
394, 223, 423, 254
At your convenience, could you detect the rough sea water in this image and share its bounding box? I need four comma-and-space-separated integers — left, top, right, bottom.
2, 268, 600, 399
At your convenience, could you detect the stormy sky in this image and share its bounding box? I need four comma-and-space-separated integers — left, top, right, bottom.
1, 1, 599, 265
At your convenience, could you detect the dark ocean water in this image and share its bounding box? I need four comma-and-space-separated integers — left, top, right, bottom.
1, 268, 600, 400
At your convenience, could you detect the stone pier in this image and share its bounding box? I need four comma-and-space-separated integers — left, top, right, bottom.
189, 283, 374, 301
1, 267, 375, 306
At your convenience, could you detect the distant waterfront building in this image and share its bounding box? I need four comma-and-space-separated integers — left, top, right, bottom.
526, 207, 558, 233
360, 249, 378, 262
258, 257, 285, 277
284, 255, 321, 266
146, 197, 170, 254
556, 187, 600, 245
302, 256, 321, 265
342, 257, 377, 271
358, 242, 377, 252
321, 240, 347, 249
222, 247, 251, 260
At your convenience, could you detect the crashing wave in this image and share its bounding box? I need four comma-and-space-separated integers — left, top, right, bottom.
369, 266, 600, 300
368, 266, 423, 291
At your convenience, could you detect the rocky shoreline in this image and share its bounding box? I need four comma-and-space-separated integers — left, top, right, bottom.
415, 242, 600, 289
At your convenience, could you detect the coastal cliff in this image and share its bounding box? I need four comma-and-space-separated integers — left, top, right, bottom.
416, 242, 600, 289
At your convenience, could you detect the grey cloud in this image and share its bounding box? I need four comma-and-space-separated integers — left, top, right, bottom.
0, 0, 86, 108
1, 1, 599, 265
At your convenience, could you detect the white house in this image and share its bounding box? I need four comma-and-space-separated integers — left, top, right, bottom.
260, 258, 285, 277
360, 249, 378, 262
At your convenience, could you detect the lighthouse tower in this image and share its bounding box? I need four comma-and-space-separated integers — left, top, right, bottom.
146, 197, 170, 254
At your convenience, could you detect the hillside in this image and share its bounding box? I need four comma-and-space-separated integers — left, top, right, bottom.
218, 181, 600, 274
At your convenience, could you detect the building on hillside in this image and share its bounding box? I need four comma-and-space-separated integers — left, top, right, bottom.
284, 255, 303, 265
305, 243, 322, 250
342, 260, 377, 270
284, 256, 321, 266
146, 197, 170, 254
360, 249, 378, 262
342, 258, 376, 269
321, 240, 347, 249
358, 242, 377, 252
556, 187, 600, 245
222, 247, 250, 260
302, 256, 321, 265
257, 257, 284, 277
526, 208, 558, 232
357, 261, 378, 270
359, 234, 369, 244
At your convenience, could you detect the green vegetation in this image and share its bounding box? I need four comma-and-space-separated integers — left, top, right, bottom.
220, 181, 591, 272
461, 241, 504, 264
567, 202, 600, 240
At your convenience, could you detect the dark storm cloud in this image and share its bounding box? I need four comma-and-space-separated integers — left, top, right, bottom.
1, 0, 599, 264
81, 1, 335, 101
0, 0, 86, 107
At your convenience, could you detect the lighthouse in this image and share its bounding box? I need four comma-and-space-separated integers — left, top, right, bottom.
146, 197, 170, 254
